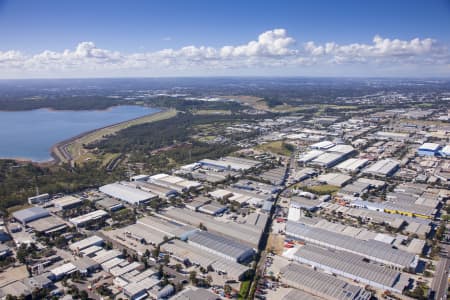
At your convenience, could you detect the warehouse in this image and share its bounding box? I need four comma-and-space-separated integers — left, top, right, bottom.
280, 263, 372, 300
13, 207, 50, 225
282, 289, 321, 300
198, 201, 228, 216
69, 235, 104, 252
99, 182, 157, 205
336, 158, 369, 173
162, 208, 264, 248
417, 142, 441, 156
96, 197, 124, 212
310, 141, 335, 150
161, 239, 249, 280
298, 150, 324, 164
52, 196, 83, 210
374, 131, 409, 141
50, 263, 77, 280
199, 156, 260, 172
187, 231, 254, 262
149, 173, 202, 192
136, 215, 197, 240
233, 179, 280, 194
339, 181, 371, 197
259, 167, 288, 186
285, 221, 418, 270
209, 189, 233, 200
440, 145, 450, 157
317, 172, 352, 187
171, 287, 221, 300
292, 245, 405, 293
69, 210, 108, 227
363, 159, 400, 177
92, 249, 122, 264
132, 181, 178, 199
26, 216, 67, 234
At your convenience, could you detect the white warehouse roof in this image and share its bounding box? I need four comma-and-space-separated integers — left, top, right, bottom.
100, 182, 157, 205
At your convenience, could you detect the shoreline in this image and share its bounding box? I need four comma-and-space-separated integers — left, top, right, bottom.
0, 107, 175, 165
50, 107, 167, 164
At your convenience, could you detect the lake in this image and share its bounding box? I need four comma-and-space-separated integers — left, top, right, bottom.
0, 105, 160, 162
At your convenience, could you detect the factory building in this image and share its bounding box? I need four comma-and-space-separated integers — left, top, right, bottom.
336, 158, 369, 173
69, 235, 104, 252
440, 145, 450, 157
285, 221, 418, 270
363, 159, 400, 177
199, 156, 261, 172
417, 143, 441, 156
310, 141, 335, 150
52, 196, 83, 210
149, 173, 202, 193
187, 231, 254, 263
280, 263, 372, 300
13, 207, 50, 225
69, 210, 108, 227
99, 182, 158, 205
292, 245, 405, 293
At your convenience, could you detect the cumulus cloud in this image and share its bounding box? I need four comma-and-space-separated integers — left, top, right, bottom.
0, 28, 448, 77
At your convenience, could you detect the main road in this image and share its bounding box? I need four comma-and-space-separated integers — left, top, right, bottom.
430, 243, 450, 300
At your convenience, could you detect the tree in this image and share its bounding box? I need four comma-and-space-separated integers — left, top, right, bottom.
189, 271, 198, 285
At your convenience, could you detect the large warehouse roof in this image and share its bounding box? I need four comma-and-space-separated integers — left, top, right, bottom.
188, 231, 254, 261
280, 263, 371, 300
99, 182, 157, 205
293, 245, 402, 291
13, 206, 50, 224
286, 221, 416, 269
363, 159, 399, 177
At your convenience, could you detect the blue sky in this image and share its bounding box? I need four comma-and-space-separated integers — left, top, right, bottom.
0, 0, 449, 78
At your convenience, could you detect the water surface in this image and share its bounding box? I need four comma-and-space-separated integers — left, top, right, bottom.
0, 105, 160, 161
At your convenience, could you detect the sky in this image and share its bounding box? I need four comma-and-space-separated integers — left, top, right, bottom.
0, 0, 449, 78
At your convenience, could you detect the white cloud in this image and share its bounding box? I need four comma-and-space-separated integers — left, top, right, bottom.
0, 29, 448, 78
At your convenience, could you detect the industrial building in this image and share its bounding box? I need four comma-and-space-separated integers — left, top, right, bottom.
99, 182, 158, 205
309, 144, 356, 169
52, 196, 83, 210
187, 231, 254, 262
417, 142, 441, 156
336, 158, 369, 173
26, 216, 67, 235
317, 173, 352, 187
162, 208, 265, 248
363, 159, 400, 177
292, 245, 405, 293
96, 197, 124, 212
199, 156, 261, 172
149, 173, 202, 192
310, 141, 335, 150
28, 193, 50, 205
69, 235, 104, 252
161, 239, 250, 281
373, 131, 409, 141
285, 221, 418, 270
132, 181, 178, 199
13, 207, 50, 225
69, 210, 108, 227
298, 150, 324, 164
280, 263, 372, 300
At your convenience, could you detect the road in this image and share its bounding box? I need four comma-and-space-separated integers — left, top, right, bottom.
430, 243, 450, 300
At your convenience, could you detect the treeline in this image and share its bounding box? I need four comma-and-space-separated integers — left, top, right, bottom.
0, 96, 128, 111
0, 160, 121, 212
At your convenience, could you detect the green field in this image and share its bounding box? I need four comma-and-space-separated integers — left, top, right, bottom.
256, 140, 295, 156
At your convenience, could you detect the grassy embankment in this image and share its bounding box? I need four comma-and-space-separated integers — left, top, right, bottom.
56, 109, 177, 164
